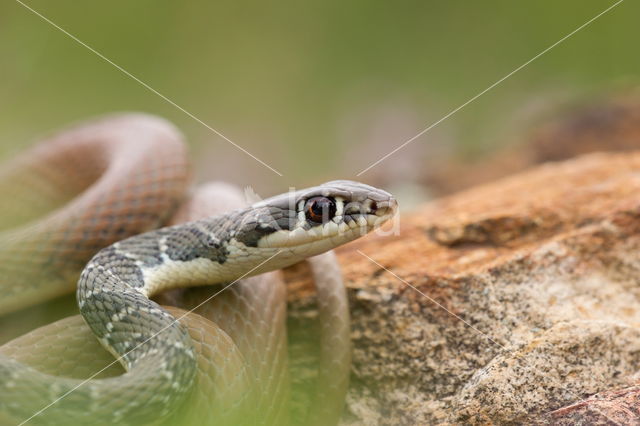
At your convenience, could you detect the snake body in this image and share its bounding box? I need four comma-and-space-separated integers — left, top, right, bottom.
0, 114, 188, 316
0, 115, 397, 425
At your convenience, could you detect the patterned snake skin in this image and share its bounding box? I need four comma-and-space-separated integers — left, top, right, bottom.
0, 114, 397, 425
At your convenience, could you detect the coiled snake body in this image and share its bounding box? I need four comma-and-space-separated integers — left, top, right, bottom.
0, 114, 397, 425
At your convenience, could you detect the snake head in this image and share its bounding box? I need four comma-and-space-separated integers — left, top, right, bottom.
240, 180, 397, 255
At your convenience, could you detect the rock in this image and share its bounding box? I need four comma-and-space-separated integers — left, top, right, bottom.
455, 321, 640, 424
285, 152, 640, 424
542, 383, 640, 425
528, 93, 640, 163
423, 93, 640, 196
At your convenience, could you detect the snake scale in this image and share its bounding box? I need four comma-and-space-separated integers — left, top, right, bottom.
0, 114, 397, 425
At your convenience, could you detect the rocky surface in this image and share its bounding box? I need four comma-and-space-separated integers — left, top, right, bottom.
542, 383, 640, 425
285, 152, 640, 424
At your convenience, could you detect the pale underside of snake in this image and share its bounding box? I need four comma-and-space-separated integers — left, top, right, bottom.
0, 114, 397, 425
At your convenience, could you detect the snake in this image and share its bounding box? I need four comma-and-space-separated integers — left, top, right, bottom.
0, 114, 397, 425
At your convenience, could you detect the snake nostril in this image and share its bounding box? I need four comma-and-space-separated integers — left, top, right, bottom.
371, 198, 398, 216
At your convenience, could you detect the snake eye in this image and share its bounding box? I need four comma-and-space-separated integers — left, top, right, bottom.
305, 196, 336, 224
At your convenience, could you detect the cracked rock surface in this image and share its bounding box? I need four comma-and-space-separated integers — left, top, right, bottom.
286, 152, 640, 424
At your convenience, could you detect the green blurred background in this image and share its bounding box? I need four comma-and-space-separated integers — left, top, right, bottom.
1, 0, 638, 193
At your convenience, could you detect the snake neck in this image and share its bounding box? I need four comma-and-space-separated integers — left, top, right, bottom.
72, 216, 284, 422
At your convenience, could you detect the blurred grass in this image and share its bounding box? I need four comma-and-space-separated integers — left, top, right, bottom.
1, 0, 638, 189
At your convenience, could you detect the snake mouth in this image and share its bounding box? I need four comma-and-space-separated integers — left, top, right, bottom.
343, 196, 397, 226
372, 198, 398, 219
